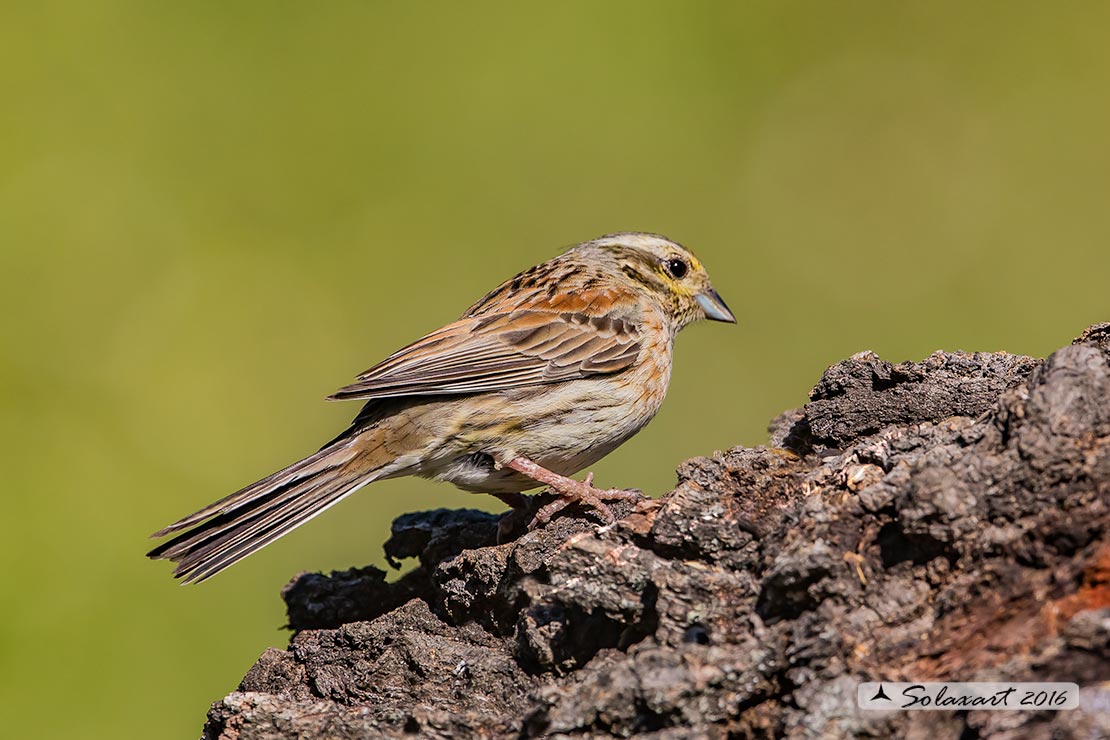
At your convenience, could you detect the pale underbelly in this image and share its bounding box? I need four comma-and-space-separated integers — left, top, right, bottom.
417, 376, 665, 494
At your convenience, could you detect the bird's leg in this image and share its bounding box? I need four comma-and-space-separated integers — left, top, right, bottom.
505, 456, 643, 528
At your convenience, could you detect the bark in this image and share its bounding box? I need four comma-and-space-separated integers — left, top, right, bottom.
203, 325, 1110, 739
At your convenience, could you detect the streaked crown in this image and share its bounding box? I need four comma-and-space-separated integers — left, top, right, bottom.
576, 232, 735, 330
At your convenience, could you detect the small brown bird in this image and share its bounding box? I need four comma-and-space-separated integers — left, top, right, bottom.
148, 232, 735, 582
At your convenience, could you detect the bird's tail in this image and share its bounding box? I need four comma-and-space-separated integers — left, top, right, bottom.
147, 435, 382, 583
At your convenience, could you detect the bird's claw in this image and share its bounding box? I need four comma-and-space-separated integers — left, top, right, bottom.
526, 481, 644, 531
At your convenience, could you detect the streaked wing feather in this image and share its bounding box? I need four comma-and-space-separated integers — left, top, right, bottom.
328, 308, 641, 401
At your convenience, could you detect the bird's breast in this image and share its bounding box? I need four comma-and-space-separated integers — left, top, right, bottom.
424, 334, 673, 493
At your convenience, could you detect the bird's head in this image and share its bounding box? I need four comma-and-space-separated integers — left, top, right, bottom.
587, 232, 736, 331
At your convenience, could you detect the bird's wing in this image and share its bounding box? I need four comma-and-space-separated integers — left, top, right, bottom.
327, 299, 643, 401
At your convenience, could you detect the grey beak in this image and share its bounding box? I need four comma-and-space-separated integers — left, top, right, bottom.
695, 288, 736, 323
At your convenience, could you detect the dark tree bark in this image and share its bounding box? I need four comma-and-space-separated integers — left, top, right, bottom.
203, 325, 1110, 739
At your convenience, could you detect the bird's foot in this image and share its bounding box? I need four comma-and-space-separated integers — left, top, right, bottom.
503, 456, 644, 531
528, 483, 642, 530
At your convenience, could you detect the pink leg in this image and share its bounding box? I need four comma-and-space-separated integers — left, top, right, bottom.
505, 456, 643, 528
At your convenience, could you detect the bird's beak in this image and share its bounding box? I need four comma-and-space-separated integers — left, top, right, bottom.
695, 288, 736, 323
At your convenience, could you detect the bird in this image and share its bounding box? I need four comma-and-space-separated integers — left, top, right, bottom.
148, 232, 735, 582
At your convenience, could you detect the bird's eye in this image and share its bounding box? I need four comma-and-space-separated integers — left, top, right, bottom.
665, 258, 688, 279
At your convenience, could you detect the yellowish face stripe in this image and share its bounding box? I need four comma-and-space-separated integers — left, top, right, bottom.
654, 253, 703, 297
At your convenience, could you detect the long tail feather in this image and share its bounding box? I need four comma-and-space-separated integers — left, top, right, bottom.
148, 437, 380, 583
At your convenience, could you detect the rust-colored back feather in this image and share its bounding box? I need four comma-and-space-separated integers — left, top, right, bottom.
328, 307, 644, 401
326, 252, 651, 402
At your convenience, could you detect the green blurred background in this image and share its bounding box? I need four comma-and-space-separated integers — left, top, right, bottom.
2, 2, 1109, 737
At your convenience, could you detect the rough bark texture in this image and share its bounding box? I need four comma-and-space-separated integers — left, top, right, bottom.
204, 326, 1110, 740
